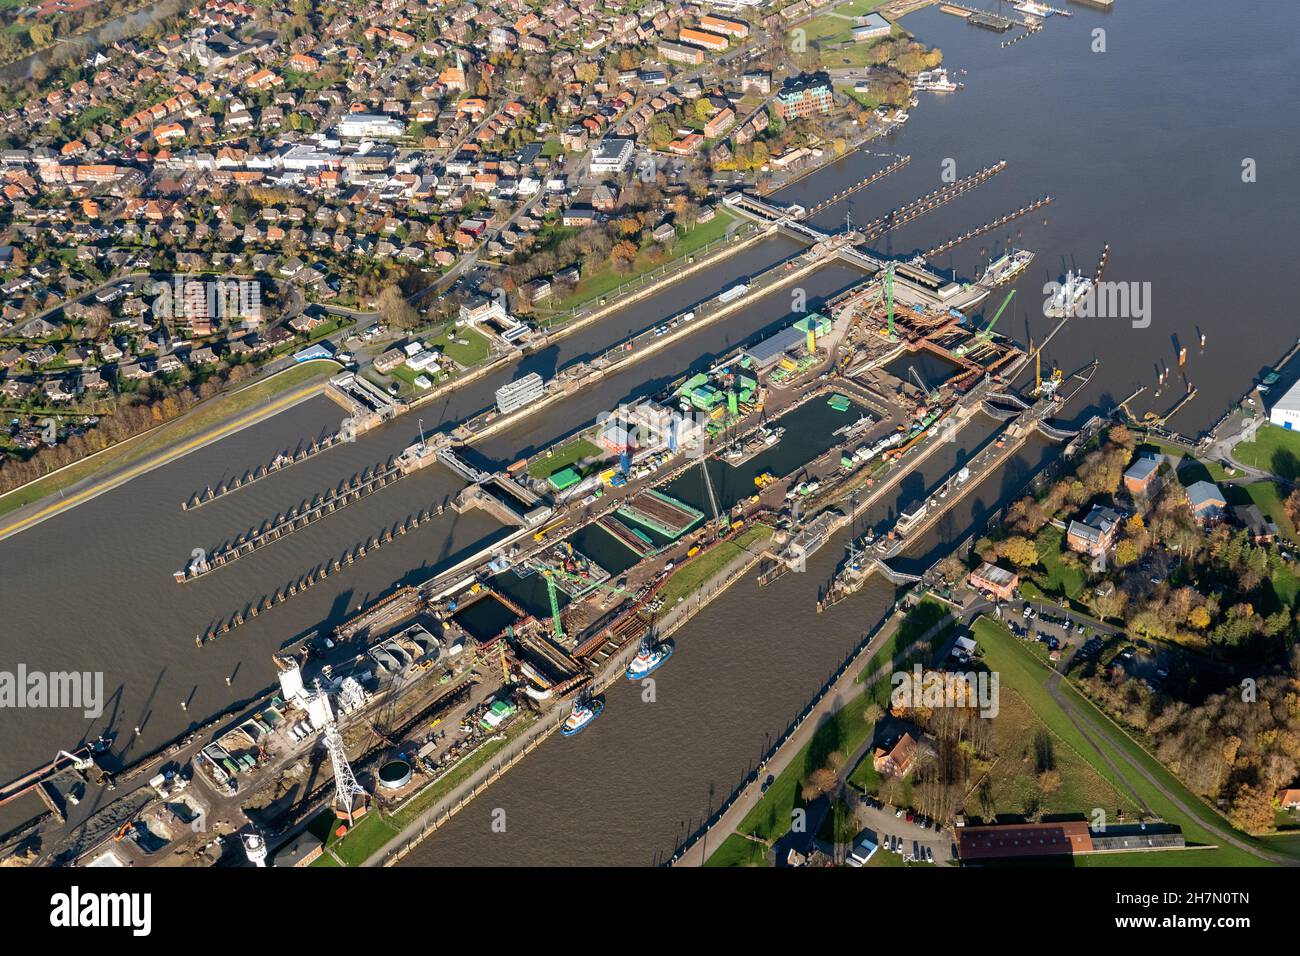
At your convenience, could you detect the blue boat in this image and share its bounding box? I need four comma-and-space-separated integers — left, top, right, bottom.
626, 636, 674, 680
560, 696, 604, 737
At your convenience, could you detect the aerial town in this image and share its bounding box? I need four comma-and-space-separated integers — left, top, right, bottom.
0, 0, 1292, 925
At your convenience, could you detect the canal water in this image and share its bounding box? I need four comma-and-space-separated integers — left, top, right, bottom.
662, 394, 871, 513
1, 0, 1295, 859
398, 0, 1300, 865
775, 0, 1300, 436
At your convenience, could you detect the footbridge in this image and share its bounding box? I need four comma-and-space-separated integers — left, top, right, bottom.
872, 557, 922, 586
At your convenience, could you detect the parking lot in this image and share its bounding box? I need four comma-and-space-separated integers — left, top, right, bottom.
846, 792, 956, 866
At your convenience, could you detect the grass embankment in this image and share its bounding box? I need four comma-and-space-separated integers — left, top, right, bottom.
0, 360, 336, 524
735, 693, 876, 844
702, 833, 770, 867
654, 522, 773, 610
709, 600, 949, 861
539, 209, 736, 319
971, 617, 1269, 866
1232, 423, 1300, 480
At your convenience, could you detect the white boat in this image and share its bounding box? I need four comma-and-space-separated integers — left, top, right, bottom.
1014, 1, 1054, 17
979, 248, 1035, 287
626, 636, 673, 680
914, 68, 959, 93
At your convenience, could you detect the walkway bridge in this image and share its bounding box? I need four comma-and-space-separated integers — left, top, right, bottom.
872, 558, 922, 586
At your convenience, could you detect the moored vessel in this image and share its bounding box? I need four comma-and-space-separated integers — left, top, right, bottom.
626, 635, 674, 680
560, 694, 604, 737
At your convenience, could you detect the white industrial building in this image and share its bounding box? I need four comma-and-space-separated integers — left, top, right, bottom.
336, 113, 406, 139
1269, 379, 1300, 429
590, 138, 634, 174
496, 373, 546, 414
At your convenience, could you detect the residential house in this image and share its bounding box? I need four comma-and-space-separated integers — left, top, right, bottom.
1066, 504, 1122, 557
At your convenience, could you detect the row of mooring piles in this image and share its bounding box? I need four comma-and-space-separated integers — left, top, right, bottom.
194, 506, 445, 646
181, 430, 349, 511
176, 458, 405, 582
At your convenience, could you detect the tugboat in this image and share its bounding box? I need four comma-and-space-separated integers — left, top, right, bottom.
560, 693, 604, 737
626, 634, 674, 680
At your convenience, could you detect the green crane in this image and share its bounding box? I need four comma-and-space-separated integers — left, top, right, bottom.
955, 289, 1015, 357
528, 561, 633, 641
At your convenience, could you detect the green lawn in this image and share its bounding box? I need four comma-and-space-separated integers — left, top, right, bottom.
979, 684, 1133, 820
527, 436, 605, 479
425, 326, 490, 368
1233, 423, 1300, 480
800, 14, 856, 47
1033, 525, 1087, 600
972, 617, 1270, 866
654, 522, 772, 610
833, 0, 889, 14
817, 28, 903, 70
1223, 480, 1297, 540
703, 833, 770, 867
540, 209, 737, 319
0, 360, 336, 522
306, 807, 397, 868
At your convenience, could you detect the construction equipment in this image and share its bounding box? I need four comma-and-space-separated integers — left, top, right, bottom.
498, 627, 512, 682
528, 561, 632, 641
316, 681, 366, 826
907, 365, 934, 401
534, 518, 566, 543
57, 749, 93, 772
955, 289, 1015, 356
542, 567, 565, 640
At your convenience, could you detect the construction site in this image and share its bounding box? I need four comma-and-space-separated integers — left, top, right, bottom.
0, 137, 1111, 870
